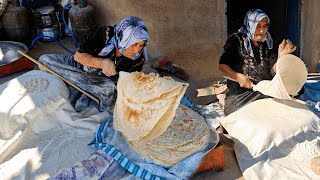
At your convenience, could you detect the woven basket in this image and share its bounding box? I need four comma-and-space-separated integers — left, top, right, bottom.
0, 0, 7, 16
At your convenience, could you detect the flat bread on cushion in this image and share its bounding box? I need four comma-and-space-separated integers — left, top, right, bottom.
129, 105, 210, 166
114, 72, 188, 141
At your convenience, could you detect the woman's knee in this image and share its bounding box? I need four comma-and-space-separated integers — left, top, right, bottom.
38, 54, 54, 64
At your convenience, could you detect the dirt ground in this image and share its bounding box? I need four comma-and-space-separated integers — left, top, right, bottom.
0, 36, 243, 179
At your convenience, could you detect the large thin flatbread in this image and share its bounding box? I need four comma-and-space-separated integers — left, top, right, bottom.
139, 83, 188, 141
129, 105, 210, 166
114, 72, 188, 141
120, 71, 187, 103
253, 54, 307, 99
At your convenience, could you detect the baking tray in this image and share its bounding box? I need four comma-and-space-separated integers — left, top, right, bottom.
0, 41, 33, 77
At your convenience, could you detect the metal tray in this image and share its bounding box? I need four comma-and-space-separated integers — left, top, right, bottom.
0, 41, 28, 66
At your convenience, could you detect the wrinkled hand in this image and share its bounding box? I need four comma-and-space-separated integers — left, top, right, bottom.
236, 73, 253, 89
101, 59, 116, 77
278, 39, 296, 58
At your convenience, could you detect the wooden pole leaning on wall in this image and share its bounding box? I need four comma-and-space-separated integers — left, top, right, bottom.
18, 50, 100, 104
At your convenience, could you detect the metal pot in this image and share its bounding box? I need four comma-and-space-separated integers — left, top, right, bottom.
33, 5, 59, 28
33, 5, 62, 41
36, 27, 61, 41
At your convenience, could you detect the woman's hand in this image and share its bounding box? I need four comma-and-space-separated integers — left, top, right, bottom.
278, 39, 296, 58
236, 73, 253, 89
219, 64, 253, 89
74, 52, 116, 76
74, 51, 83, 62
101, 59, 116, 77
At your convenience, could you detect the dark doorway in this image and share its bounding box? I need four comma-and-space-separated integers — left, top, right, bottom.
226, 0, 301, 56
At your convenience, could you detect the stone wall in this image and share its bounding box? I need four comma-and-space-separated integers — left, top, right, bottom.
88, 0, 320, 81
88, 0, 227, 82
301, 0, 320, 72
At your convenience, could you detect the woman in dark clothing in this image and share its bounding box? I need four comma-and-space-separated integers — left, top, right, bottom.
39, 16, 149, 112
219, 9, 296, 116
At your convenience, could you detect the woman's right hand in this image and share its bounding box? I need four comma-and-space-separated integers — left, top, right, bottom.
101, 59, 117, 77
278, 39, 296, 58
236, 73, 253, 89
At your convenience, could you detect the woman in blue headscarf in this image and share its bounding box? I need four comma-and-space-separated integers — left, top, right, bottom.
219, 9, 296, 116
39, 16, 149, 112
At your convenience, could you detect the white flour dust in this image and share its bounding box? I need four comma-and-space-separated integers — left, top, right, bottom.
22, 78, 49, 94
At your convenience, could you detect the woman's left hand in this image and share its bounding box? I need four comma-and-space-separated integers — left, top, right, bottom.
278, 39, 296, 58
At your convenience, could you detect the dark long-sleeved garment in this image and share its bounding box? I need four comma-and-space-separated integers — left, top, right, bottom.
39, 26, 145, 113
219, 32, 278, 115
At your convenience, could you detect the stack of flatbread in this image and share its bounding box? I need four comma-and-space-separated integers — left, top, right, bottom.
129, 105, 210, 166
114, 72, 210, 166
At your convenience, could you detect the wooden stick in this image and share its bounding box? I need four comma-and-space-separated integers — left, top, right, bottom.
307, 76, 320, 79
18, 50, 99, 104
308, 73, 320, 76
223, 76, 255, 87
223, 75, 237, 82
222, 76, 306, 104
291, 97, 306, 104
196, 85, 227, 97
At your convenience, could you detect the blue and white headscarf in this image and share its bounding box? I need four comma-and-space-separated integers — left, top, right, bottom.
98, 16, 149, 60
238, 9, 273, 57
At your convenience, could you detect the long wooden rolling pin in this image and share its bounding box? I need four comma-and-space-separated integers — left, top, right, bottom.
223, 75, 306, 104
18, 50, 99, 104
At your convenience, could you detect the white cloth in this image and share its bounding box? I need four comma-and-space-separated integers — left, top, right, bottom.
0, 70, 110, 179
220, 98, 320, 179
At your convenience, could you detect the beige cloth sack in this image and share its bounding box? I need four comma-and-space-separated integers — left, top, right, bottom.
220, 98, 320, 179
253, 54, 307, 99
114, 71, 188, 141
